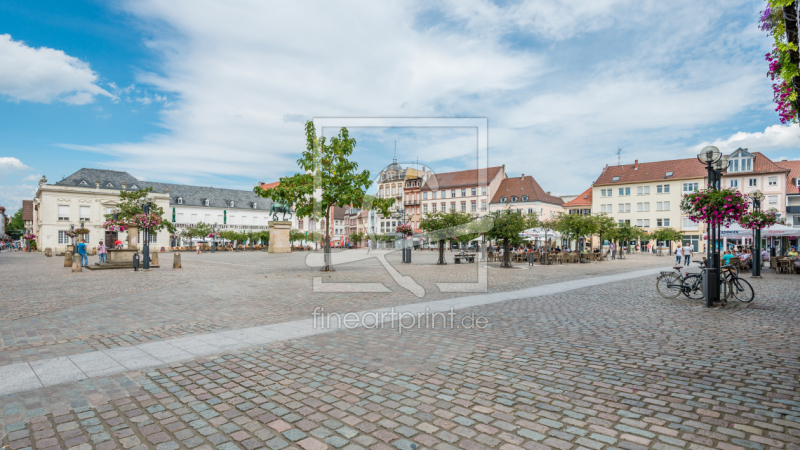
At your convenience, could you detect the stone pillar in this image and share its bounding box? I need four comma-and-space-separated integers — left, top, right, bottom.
45, 247, 52, 257
151, 251, 159, 266
268, 221, 292, 253
173, 253, 182, 269
71, 254, 82, 272
126, 224, 139, 250
64, 251, 73, 267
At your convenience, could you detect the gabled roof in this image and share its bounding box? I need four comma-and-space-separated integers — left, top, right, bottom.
777, 160, 800, 194
563, 187, 592, 208
333, 205, 345, 220
422, 166, 504, 191
53, 168, 272, 211
594, 158, 706, 186
724, 151, 790, 176
489, 176, 563, 206
22, 200, 34, 221
260, 181, 280, 190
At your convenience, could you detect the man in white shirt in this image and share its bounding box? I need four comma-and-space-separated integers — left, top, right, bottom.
684, 244, 693, 265
675, 244, 683, 265
366, 238, 372, 254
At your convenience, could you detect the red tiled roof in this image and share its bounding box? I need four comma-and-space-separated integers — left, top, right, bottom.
563, 187, 592, 207
490, 176, 563, 205
778, 160, 800, 194
22, 200, 34, 221
594, 158, 707, 186
422, 166, 504, 190
333, 205, 345, 220
744, 151, 791, 175
260, 181, 280, 190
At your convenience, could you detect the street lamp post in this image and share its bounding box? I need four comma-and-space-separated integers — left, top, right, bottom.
138, 196, 154, 270
749, 190, 764, 278
697, 146, 725, 308
212, 223, 217, 253
393, 208, 411, 263
70, 223, 76, 251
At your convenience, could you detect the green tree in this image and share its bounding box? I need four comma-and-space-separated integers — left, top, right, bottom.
350, 231, 364, 247
108, 187, 175, 234
254, 121, 392, 270
485, 209, 537, 268
591, 214, 617, 250
419, 210, 476, 264
554, 213, 598, 251
651, 227, 683, 255
5, 209, 24, 239
289, 229, 305, 247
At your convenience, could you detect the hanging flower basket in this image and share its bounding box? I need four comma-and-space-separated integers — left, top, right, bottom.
130, 213, 163, 230
739, 210, 779, 230
102, 219, 128, 233
208, 232, 220, 238
22, 233, 36, 240
680, 187, 749, 227
396, 223, 413, 236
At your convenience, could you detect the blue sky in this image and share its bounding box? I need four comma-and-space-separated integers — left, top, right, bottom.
1, 0, 798, 214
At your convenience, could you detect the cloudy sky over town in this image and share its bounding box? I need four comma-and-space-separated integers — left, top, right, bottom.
1, 0, 798, 212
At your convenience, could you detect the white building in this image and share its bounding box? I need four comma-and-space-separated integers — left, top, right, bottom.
32, 168, 275, 252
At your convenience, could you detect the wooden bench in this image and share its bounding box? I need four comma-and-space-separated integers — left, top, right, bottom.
454, 254, 476, 264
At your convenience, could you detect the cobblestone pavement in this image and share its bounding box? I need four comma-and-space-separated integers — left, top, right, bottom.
2, 250, 800, 450
0, 250, 669, 365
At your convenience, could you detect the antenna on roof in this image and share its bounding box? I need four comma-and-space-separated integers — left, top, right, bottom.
393, 141, 397, 164
616, 147, 622, 165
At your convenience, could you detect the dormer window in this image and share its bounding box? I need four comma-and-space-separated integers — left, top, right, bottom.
612, 176, 620, 182
80, 180, 88, 185
500, 196, 506, 202
130, 185, 138, 190
177, 197, 183, 205
511, 196, 517, 202
106, 183, 113, 187
522, 195, 528, 201
728, 148, 753, 173
252, 203, 257, 209
664, 172, 673, 178
204, 199, 210, 206
229, 201, 235, 208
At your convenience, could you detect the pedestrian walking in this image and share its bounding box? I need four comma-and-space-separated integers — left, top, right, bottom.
366, 238, 372, 254
675, 244, 683, 265
684, 244, 692, 265
77, 239, 88, 266
609, 242, 615, 260
97, 241, 107, 263
196, 241, 202, 255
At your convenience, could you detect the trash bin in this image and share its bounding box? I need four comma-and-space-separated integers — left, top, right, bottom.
703, 267, 718, 306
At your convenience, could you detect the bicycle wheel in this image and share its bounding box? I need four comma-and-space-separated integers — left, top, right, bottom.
656, 273, 682, 299
683, 274, 704, 300
719, 278, 731, 302
731, 278, 754, 303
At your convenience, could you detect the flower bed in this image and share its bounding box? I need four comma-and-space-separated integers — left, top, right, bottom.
102, 219, 128, 233
739, 210, 779, 229
681, 187, 750, 226
130, 213, 163, 230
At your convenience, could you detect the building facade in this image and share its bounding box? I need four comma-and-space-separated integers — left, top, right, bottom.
721, 149, 790, 220
489, 174, 564, 219
421, 166, 506, 218
22, 200, 34, 236
0, 206, 6, 238
563, 187, 592, 215
778, 160, 800, 228
34, 169, 274, 252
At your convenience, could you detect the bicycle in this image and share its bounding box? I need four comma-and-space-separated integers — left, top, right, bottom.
656, 262, 729, 301
721, 264, 754, 302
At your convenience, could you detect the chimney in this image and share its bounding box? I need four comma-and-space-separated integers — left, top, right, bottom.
546, 191, 551, 196
521, 173, 525, 180
634, 159, 639, 170
603, 164, 608, 173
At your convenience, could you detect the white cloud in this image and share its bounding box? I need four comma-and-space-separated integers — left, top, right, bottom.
0, 34, 112, 104
693, 124, 800, 154
0, 35, 115, 106
65, 0, 777, 193
22, 173, 43, 182
0, 184, 36, 215
0, 157, 30, 180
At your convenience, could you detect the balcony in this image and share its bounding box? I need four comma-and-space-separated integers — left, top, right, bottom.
404, 199, 420, 206
787, 206, 800, 214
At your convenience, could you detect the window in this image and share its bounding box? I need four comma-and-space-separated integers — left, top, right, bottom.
500, 196, 506, 202
618, 204, 624, 212
58, 205, 69, 221
77, 205, 91, 220
636, 219, 643, 227
768, 195, 778, 204
663, 185, 670, 193
482, 187, 487, 195
451, 190, 456, 198
432, 191, 436, 200
177, 197, 183, 204
625, 203, 631, 212
441, 202, 446, 211
656, 185, 662, 194
618, 188, 624, 196
471, 188, 476, 196
461, 189, 466, 197
732, 159, 739, 172
768, 176, 778, 186
204, 199, 210, 206
612, 176, 620, 182
450, 202, 456, 211
147, 232, 157, 243
423, 192, 428, 200
619, 220, 625, 224
749, 178, 757, 187
423, 204, 428, 213
663, 201, 670, 211
683, 182, 698, 193
252, 203, 257, 209
657, 219, 663, 227
511, 196, 517, 202
522, 195, 528, 201
665, 172, 673, 178
528, 208, 534, 214
664, 218, 670, 226
230, 201, 235, 208
637, 203, 643, 212
601, 189, 606, 197
682, 217, 697, 229
637, 186, 642, 195
58, 231, 70, 244
729, 180, 738, 188
644, 202, 650, 211
471, 201, 476, 212
601, 204, 607, 213
481, 200, 487, 211
657, 202, 663, 211
432, 204, 437, 212
643, 219, 650, 227
461, 202, 466, 212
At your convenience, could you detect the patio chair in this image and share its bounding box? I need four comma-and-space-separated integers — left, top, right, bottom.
778, 258, 792, 274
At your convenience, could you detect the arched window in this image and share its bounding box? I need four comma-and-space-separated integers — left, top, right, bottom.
252, 203, 257, 209
230, 201, 235, 208
177, 197, 183, 204
204, 199, 210, 206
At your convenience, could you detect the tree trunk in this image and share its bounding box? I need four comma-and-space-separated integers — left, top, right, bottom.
437, 239, 446, 265
322, 210, 334, 271
500, 237, 512, 268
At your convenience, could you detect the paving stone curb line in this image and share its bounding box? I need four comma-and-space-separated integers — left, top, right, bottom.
0, 266, 671, 398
